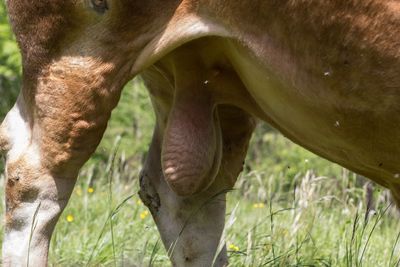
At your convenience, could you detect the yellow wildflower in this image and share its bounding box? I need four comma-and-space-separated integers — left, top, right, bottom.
140, 210, 149, 220
87, 187, 94, 194
66, 215, 74, 223
253, 203, 265, 209
228, 244, 240, 252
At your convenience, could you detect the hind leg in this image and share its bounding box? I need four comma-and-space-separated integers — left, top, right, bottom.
139, 131, 228, 266
139, 102, 255, 266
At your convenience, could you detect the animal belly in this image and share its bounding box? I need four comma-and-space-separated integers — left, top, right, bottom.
224, 41, 400, 187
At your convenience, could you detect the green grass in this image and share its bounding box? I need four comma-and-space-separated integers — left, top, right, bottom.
14, 154, 397, 267
3, 144, 398, 266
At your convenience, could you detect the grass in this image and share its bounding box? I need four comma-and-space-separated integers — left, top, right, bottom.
38, 160, 400, 266
2, 151, 399, 266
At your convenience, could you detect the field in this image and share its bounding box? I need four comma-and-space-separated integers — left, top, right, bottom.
1, 4, 400, 266
45, 162, 400, 266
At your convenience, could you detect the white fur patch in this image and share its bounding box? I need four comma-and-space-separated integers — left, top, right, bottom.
1, 101, 41, 169
3, 199, 64, 267
3, 103, 31, 163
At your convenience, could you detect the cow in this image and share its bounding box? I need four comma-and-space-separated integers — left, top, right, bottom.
0, 0, 399, 266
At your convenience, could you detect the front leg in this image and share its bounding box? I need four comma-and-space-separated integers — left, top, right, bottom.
0, 57, 119, 265
1, 100, 80, 266
3, 171, 75, 266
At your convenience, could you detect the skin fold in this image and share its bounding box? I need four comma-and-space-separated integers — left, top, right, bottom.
0, 0, 399, 266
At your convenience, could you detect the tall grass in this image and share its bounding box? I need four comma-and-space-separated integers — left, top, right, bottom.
2, 147, 399, 266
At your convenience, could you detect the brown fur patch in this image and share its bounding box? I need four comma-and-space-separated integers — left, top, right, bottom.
7, 1, 77, 79
5, 159, 39, 217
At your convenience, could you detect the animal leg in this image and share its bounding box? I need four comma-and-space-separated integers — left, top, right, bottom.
3, 171, 75, 267
139, 104, 255, 267
1, 104, 77, 266
139, 127, 228, 266
0, 89, 113, 265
